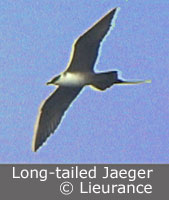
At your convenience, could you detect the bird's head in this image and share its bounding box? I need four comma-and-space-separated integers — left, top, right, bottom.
46, 75, 61, 85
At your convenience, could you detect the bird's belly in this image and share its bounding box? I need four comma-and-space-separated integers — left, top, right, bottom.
58, 72, 90, 86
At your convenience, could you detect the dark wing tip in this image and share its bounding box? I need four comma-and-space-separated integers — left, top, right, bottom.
32, 142, 42, 152
108, 7, 121, 21
32, 125, 56, 152
110, 7, 118, 12
32, 116, 57, 152
32, 146, 37, 152
104, 7, 120, 17
32, 132, 41, 152
32, 130, 52, 152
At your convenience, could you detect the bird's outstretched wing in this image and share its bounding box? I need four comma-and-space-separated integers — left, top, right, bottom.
66, 7, 118, 73
32, 86, 82, 152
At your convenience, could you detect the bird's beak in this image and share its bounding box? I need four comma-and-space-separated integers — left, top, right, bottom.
46, 81, 52, 85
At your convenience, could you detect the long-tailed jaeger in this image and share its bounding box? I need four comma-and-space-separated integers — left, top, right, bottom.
32, 7, 151, 152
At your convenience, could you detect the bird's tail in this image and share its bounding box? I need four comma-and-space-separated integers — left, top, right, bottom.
115, 80, 152, 85
90, 71, 151, 91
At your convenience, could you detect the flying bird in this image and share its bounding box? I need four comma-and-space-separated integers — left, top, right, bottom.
32, 7, 150, 152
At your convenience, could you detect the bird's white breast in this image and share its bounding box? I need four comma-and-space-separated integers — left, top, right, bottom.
58, 72, 88, 86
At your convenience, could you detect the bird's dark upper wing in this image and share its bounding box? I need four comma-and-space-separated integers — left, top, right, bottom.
66, 8, 118, 72
32, 86, 82, 152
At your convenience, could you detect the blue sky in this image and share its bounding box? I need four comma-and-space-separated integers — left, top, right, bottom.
0, 0, 169, 163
